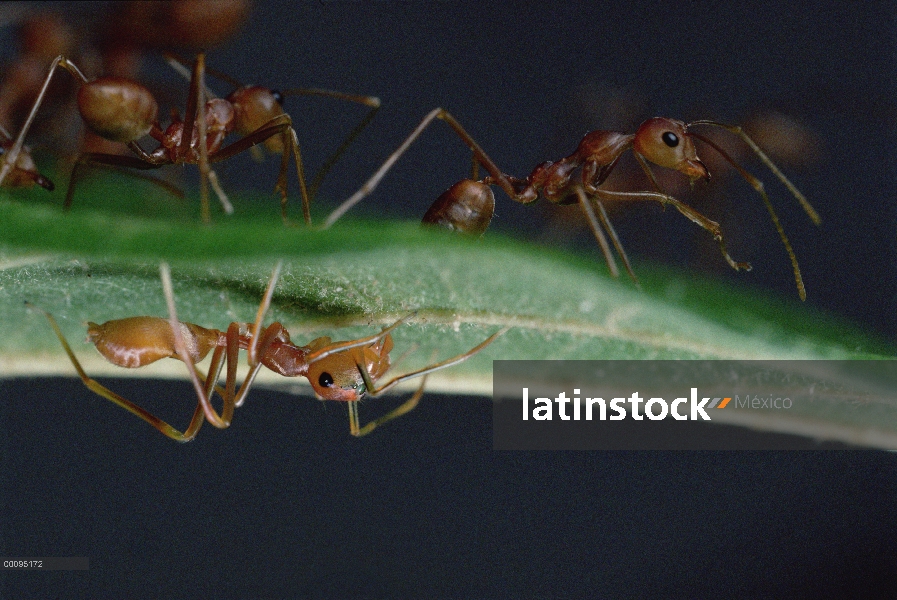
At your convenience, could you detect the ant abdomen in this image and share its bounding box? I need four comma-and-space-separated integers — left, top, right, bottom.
422, 179, 495, 236
87, 316, 218, 368
77, 76, 158, 143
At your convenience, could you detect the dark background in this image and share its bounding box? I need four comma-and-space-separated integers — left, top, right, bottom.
2, 1, 897, 598
3, 378, 897, 598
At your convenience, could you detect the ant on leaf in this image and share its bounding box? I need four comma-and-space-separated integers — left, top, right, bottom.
30, 263, 507, 441
324, 108, 820, 299
0, 54, 320, 224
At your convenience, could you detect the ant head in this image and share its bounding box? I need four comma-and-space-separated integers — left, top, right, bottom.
227, 86, 285, 135
306, 334, 394, 402
308, 352, 367, 401
204, 98, 236, 134
633, 117, 709, 181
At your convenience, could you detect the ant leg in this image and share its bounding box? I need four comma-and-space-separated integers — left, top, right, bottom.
596, 187, 752, 273
231, 261, 284, 408
433, 110, 518, 199
356, 327, 509, 398
64, 152, 184, 210
305, 313, 418, 366
163, 52, 219, 101
322, 108, 519, 228
189, 54, 213, 224
348, 376, 427, 437
159, 263, 278, 426
321, 109, 447, 227
246, 261, 283, 364
279, 124, 311, 225
0, 124, 55, 190
193, 56, 234, 216
631, 155, 752, 273
206, 169, 234, 214
29, 302, 205, 442
158, 261, 284, 422
230, 322, 292, 409
164, 261, 282, 412
348, 343, 435, 436
591, 194, 638, 286
278, 88, 381, 202
688, 121, 821, 224
0, 55, 87, 186
688, 130, 808, 300
573, 185, 621, 280
344, 327, 508, 435
178, 55, 233, 221
180, 55, 200, 169
577, 180, 640, 283
307, 101, 379, 202
575, 184, 641, 286
197, 345, 229, 400
160, 262, 235, 428
184, 341, 237, 425
209, 116, 311, 225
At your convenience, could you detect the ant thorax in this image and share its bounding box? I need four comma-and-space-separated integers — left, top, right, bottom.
156, 99, 235, 162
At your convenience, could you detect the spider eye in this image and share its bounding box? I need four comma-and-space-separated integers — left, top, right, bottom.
318, 372, 334, 388
661, 131, 679, 147
271, 89, 284, 105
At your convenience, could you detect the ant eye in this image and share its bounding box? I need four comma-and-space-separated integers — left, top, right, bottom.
318, 372, 334, 388
271, 90, 284, 105
661, 131, 679, 147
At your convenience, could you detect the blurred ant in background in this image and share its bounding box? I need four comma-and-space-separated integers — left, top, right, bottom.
0, 52, 313, 223
0, 2, 378, 223
0, 122, 55, 192
0, 2, 254, 215
0, 11, 81, 190
85, 0, 251, 157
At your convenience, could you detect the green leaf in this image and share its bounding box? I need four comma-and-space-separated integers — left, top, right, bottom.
1, 182, 895, 448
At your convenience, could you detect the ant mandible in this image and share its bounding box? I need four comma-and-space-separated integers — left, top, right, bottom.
0, 54, 310, 224
323, 109, 821, 300
31, 262, 508, 441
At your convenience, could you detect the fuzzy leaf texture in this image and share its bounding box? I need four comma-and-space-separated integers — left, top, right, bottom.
1, 180, 895, 448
